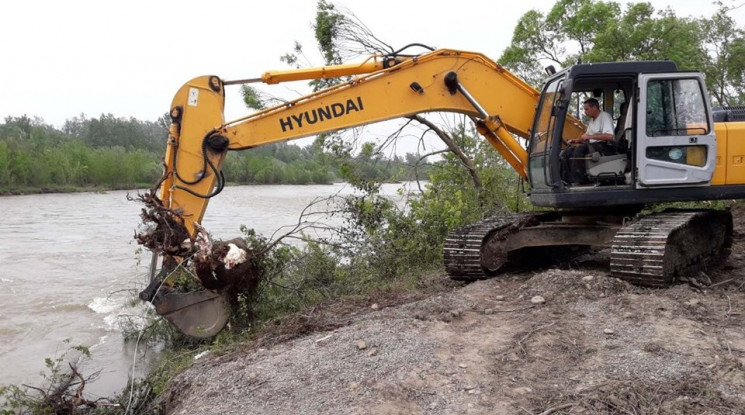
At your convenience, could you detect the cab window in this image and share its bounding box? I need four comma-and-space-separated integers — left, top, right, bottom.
530, 77, 564, 154
646, 79, 709, 137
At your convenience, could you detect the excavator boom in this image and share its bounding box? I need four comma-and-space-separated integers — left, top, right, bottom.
162, 50, 563, 236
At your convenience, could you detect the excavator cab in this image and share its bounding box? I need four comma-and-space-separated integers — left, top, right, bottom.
527, 61, 721, 208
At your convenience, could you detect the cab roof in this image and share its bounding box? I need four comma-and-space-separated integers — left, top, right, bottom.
565, 61, 679, 78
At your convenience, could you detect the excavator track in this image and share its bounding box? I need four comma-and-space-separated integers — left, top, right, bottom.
443, 214, 530, 281
610, 210, 732, 287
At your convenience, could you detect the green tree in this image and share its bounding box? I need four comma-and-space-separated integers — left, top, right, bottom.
699, 2, 745, 106
499, 0, 744, 105
0, 141, 9, 185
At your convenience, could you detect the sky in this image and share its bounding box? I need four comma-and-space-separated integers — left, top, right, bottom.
2, 0, 743, 136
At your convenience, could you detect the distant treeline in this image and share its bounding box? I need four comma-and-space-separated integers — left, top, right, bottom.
0, 114, 430, 194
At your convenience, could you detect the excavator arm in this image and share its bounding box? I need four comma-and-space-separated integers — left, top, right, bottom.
140, 48, 578, 337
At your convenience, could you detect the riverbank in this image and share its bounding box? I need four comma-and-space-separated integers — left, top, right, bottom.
0, 183, 151, 196
157, 205, 745, 414
0, 179, 416, 196
0, 183, 420, 409
4, 192, 743, 413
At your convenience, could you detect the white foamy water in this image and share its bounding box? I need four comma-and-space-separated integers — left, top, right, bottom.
0, 183, 419, 398
89, 297, 121, 314
88, 296, 138, 333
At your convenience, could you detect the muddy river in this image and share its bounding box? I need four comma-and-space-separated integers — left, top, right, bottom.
0, 183, 417, 398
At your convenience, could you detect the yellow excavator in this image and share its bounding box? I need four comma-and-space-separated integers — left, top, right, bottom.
136, 46, 745, 337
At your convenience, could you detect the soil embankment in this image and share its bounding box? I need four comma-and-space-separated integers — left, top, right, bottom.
160, 206, 745, 414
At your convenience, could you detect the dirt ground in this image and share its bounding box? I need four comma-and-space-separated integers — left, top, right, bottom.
160, 206, 745, 415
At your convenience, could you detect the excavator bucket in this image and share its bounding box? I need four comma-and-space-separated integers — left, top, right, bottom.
152, 290, 230, 338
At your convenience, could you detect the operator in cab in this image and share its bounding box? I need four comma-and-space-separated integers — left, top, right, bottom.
561, 98, 615, 185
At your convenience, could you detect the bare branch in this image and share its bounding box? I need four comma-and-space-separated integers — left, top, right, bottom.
409, 114, 483, 190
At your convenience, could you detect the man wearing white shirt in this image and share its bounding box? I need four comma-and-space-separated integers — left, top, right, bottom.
561, 98, 615, 185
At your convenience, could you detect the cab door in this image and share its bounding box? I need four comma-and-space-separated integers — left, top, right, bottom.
636, 74, 716, 186
528, 75, 566, 190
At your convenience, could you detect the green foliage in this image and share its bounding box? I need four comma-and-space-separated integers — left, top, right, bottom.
0, 340, 101, 415
0, 115, 425, 193
315, 0, 344, 66
230, 124, 528, 333
143, 351, 195, 398
0, 115, 164, 193
0, 384, 42, 415
63, 113, 166, 152
698, 2, 745, 106
405, 129, 531, 262
499, 0, 745, 105
221, 142, 335, 185
588, 4, 704, 68
279, 41, 304, 68
241, 85, 266, 111
219, 140, 428, 186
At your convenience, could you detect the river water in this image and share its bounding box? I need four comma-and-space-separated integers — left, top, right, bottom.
0, 182, 419, 398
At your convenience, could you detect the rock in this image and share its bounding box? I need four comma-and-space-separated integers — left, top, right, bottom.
582, 275, 595, 282
459, 364, 468, 368
603, 328, 615, 335
367, 348, 379, 357
495, 295, 505, 301
484, 309, 494, 315
371, 303, 379, 310
686, 299, 701, 306
357, 340, 367, 350
531, 296, 546, 304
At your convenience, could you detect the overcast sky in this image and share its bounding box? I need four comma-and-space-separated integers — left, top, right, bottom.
2, 0, 743, 131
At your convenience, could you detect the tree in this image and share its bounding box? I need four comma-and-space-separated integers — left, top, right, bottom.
499, 0, 744, 106
589, 4, 704, 66
2, 115, 35, 138
287, 1, 488, 193
64, 113, 167, 153
699, 1, 745, 106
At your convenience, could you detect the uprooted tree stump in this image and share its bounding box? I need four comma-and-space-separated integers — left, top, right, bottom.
131, 186, 264, 326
